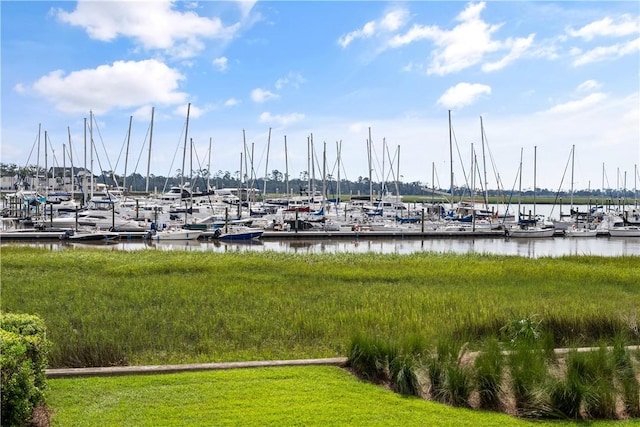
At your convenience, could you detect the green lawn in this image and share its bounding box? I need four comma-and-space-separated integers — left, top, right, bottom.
47, 365, 633, 427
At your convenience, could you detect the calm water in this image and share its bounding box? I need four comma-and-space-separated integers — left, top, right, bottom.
3, 204, 638, 257
5, 235, 639, 258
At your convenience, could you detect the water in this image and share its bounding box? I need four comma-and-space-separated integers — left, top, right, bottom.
5, 234, 638, 258
3, 203, 638, 257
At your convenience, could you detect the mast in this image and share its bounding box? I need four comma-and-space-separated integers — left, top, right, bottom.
36, 124, 41, 191
533, 145, 537, 218
238, 151, 243, 205
336, 140, 342, 205
368, 127, 373, 203
181, 103, 191, 195
471, 142, 475, 231
123, 115, 132, 191
63, 144, 66, 193
284, 135, 289, 197
263, 128, 271, 197
517, 147, 523, 222
207, 137, 212, 191
90, 110, 94, 200
145, 107, 154, 193
240, 129, 246, 204
44, 130, 48, 195
68, 126, 74, 199
570, 144, 575, 213
448, 110, 454, 210
322, 141, 327, 210
480, 116, 489, 208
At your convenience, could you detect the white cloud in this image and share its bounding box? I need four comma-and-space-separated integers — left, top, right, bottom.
275, 72, 305, 90
437, 83, 491, 109
224, 98, 240, 107
387, 2, 533, 75
31, 59, 186, 114
235, 0, 258, 19
567, 15, 640, 41
258, 112, 305, 127
544, 92, 607, 115
14, 83, 25, 94
251, 88, 278, 103
571, 37, 640, 66
577, 80, 601, 92
482, 34, 535, 72
212, 57, 228, 72
173, 103, 206, 119
55, 1, 239, 59
338, 8, 409, 48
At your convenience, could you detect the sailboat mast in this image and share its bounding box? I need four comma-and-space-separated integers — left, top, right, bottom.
336, 140, 342, 205
181, 103, 191, 195
533, 145, 537, 218
284, 135, 289, 197
146, 107, 154, 193
480, 116, 489, 208
123, 115, 132, 191
396, 145, 401, 199
448, 110, 454, 210
518, 147, 523, 222
570, 144, 575, 212
264, 128, 271, 197
68, 126, 74, 199
368, 127, 373, 203
90, 111, 94, 201
44, 130, 48, 195
36, 124, 41, 191
207, 137, 212, 191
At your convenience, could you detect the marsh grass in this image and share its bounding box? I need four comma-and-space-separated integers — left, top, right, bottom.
1, 247, 639, 368
475, 336, 504, 411
508, 339, 552, 417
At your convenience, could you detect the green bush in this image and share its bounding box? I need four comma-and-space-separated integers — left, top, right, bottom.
1, 313, 51, 426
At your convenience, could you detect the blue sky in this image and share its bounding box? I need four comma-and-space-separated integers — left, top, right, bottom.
1, 1, 639, 192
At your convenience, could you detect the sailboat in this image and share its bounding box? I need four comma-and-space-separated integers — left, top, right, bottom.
506, 147, 554, 238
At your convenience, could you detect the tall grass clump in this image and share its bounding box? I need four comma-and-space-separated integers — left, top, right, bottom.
612, 337, 640, 418
503, 316, 553, 418
346, 333, 397, 383
560, 346, 618, 419
427, 338, 473, 407
388, 354, 421, 397
474, 336, 504, 411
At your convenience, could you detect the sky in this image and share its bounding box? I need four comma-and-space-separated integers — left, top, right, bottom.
1, 0, 639, 193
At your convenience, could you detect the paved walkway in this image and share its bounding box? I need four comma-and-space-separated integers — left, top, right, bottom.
46, 357, 348, 379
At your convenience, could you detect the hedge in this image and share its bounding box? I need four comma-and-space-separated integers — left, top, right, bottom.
1, 313, 51, 427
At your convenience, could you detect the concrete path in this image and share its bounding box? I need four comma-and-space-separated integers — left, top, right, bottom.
46, 357, 348, 379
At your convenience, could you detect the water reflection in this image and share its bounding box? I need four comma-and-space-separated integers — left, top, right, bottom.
9, 235, 639, 258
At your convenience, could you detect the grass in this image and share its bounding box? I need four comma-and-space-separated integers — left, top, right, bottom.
1, 247, 639, 368
45, 366, 627, 427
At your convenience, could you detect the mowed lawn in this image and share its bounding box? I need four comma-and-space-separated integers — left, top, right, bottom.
46, 365, 629, 427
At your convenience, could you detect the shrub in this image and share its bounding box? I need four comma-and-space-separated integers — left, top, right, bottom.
0, 313, 51, 427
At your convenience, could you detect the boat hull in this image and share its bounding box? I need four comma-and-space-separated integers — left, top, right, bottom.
506, 228, 555, 238
608, 227, 640, 237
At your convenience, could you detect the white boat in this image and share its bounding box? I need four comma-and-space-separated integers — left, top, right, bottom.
608, 226, 640, 237
506, 226, 555, 238
60, 229, 120, 242
145, 229, 202, 241
564, 226, 598, 238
